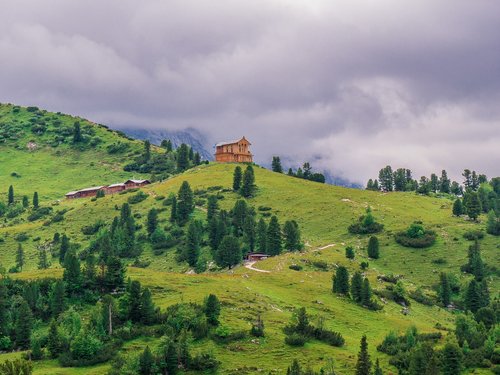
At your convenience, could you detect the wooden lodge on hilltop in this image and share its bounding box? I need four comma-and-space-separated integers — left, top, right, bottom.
215, 136, 253, 163
65, 179, 150, 199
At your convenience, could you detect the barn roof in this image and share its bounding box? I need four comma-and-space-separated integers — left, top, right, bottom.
107, 183, 126, 188
65, 191, 79, 196
216, 136, 251, 147
125, 179, 150, 184
78, 186, 104, 192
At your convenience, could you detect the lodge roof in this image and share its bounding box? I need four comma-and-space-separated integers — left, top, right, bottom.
215, 136, 251, 147
107, 183, 126, 188
125, 179, 150, 184
78, 186, 104, 192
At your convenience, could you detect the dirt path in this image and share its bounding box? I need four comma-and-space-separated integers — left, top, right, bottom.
244, 261, 271, 273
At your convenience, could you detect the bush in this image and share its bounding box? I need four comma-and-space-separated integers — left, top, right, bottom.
15, 232, 29, 242
395, 224, 436, 248
289, 264, 303, 271
258, 206, 272, 212
81, 220, 105, 235
189, 353, 219, 371
463, 230, 485, 241
285, 333, 307, 347
27, 207, 52, 221
128, 191, 148, 204
6, 204, 25, 218
348, 208, 384, 234
311, 260, 329, 271
313, 328, 345, 347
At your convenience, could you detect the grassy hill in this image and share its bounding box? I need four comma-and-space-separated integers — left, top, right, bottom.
0, 159, 497, 374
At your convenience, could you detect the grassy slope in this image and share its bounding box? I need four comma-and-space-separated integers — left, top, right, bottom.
1, 163, 497, 374
0, 103, 149, 200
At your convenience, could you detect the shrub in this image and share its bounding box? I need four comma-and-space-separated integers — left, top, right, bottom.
27, 207, 52, 221
284, 333, 307, 347
189, 353, 220, 371
463, 230, 485, 241
313, 328, 345, 347
311, 260, 329, 270
360, 261, 369, 270
81, 220, 105, 235
6, 204, 25, 218
15, 232, 29, 242
348, 208, 384, 234
289, 264, 303, 271
395, 223, 436, 248
258, 206, 272, 212
128, 191, 148, 204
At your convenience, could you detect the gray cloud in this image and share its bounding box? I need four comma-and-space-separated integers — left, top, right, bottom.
1, 0, 499, 183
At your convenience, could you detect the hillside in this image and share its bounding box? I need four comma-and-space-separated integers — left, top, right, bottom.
0, 159, 497, 374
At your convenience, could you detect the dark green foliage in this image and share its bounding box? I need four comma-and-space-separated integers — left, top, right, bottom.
240, 165, 256, 198
127, 191, 148, 204
464, 280, 482, 313
177, 181, 194, 225
47, 319, 64, 358
204, 294, 221, 326
15, 243, 24, 271
351, 272, 363, 303
453, 198, 463, 216
250, 314, 265, 337
345, 246, 355, 259
438, 273, 451, 307
378, 166, 394, 191
73, 122, 83, 143
348, 207, 384, 234
233, 166, 242, 191
22, 195, 29, 208
256, 218, 267, 253
232, 199, 248, 236
333, 266, 349, 295
287, 359, 302, 374
441, 341, 463, 375
463, 230, 484, 241
146, 208, 158, 236
243, 213, 257, 252
395, 223, 436, 248
361, 278, 372, 307
186, 220, 202, 267
271, 156, 283, 173
486, 210, 500, 235
15, 301, 33, 349
266, 215, 282, 255
0, 284, 9, 338
0, 358, 33, 374
283, 220, 301, 251
367, 236, 380, 259
38, 246, 50, 269
95, 189, 105, 198
461, 240, 485, 281
104, 257, 125, 291
206, 195, 219, 221
465, 191, 482, 221
63, 250, 82, 295
81, 220, 105, 235
127, 280, 142, 323
215, 235, 242, 268
60, 234, 70, 264
143, 140, 151, 162
141, 288, 156, 325
176, 143, 190, 172
50, 280, 66, 317
8, 185, 14, 205
374, 359, 383, 375
356, 335, 372, 375
169, 195, 177, 223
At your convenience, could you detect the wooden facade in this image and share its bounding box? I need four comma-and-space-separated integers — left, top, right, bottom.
215, 137, 253, 163
246, 253, 270, 261
65, 180, 150, 199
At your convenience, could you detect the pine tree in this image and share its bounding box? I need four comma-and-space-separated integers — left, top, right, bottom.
441, 340, 462, 375
177, 329, 191, 368
0, 283, 9, 337
72, 121, 83, 143
256, 218, 267, 253
38, 246, 50, 269
15, 300, 33, 349
177, 181, 194, 225
271, 156, 283, 173
193, 152, 201, 165
63, 249, 82, 295
215, 235, 241, 268
367, 236, 379, 259
104, 256, 125, 291
176, 143, 190, 172
119, 203, 136, 256
438, 273, 451, 307
333, 266, 350, 295
378, 166, 394, 192
8, 185, 14, 205
47, 319, 63, 358
207, 195, 219, 221
232, 199, 248, 236
452, 199, 463, 216
15, 243, 24, 271
128, 280, 142, 322
59, 234, 70, 265
355, 335, 372, 375
374, 359, 383, 375
22, 195, 28, 208
143, 140, 151, 162
138, 346, 154, 375
351, 272, 363, 303
32, 192, 39, 209
204, 294, 221, 326
243, 214, 257, 252
464, 279, 481, 313
186, 220, 201, 267
140, 288, 156, 325
361, 278, 372, 307
50, 280, 66, 317
170, 195, 177, 223
146, 208, 158, 236
287, 359, 302, 375
231, 165, 242, 192
486, 209, 500, 235
346, 246, 355, 259
283, 220, 301, 251
440, 170, 451, 193
465, 192, 481, 221
241, 165, 256, 198
266, 216, 282, 256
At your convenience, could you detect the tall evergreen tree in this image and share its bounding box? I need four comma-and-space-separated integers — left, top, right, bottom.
143, 140, 151, 162
233, 166, 242, 191
170, 195, 177, 223
430, 173, 439, 193
140, 288, 156, 325
176, 143, 190, 172
240, 165, 256, 198
15, 301, 33, 349
283, 220, 301, 251
63, 250, 82, 295
440, 170, 451, 193
374, 359, 383, 375
138, 346, 154, 375
193, 152, 201, 165
38, 246, 50, 269
206, 195, 219, 221
50, 280, 66, 317
32, 191, 39, 209
59, 234, 70, 265
438, 273, 451, 307
355, 335, 372, 375
266, 215, 282, 256
204, 294, 221, 326
465, 192, 481, 221
464, 279, 481, 313
73, 121, 83, 143
486, 209, 500, 235
441, 340, 462, 375
177, 181, 194, 225
15, 243, 24, 271
8, 185, 14, 205
333, 266, 350, 295
271, 156, 283, 173
452, 199, 463, 216
361, 278, 372, 307
47, 319, 63, 358
378, 166, 394, 192
232, 199, 248, 236
146, 208, 158, 236
351, 272, 363, 303
128, 280, 142, 322
186, 220, 201, 267
119, 203, 136, 256
21, 195, 28, 208
367, 236, 379, 259
0, 283, 9, 337
243, 214, 257, 252
104, 256, 125, 291
256, 218, 267, 253
215, 235, 241, 268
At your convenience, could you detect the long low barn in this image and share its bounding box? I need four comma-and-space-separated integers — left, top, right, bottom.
65, 179, 150, 199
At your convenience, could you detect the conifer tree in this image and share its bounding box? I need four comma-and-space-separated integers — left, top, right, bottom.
128, 280, 142, 322
84, 254, 97, 289
119, 203, 136, 256
241, 165, 256, 198
266, 215, 282, 256
333, 266, 350, 295
15, 243, 24, 271
465, 192, 481, 221
0, 283, 9, 337
22, 196, 28, 208
15, 300, 33, 349
346, 246, 355, 259
441, 340, 462, 375
215, 235, 241, 268
177, 329, 191, 368
204, 294, 221, 326
207, 195, 219, 221
32, 192, 39, 209
59, 234, 70, 265
243, 214, 257, 252
486, 209, 500, 235
452, 198, 463, 216
8, 185, 14, 205
104, 256, 125, 291
438, 273, 451, 307
63, 249, 82, 295
72, 121, 83, 143
138, 346, 154, 375
177, 181, 194, 225
374, 359, 383, 375
355, 335, 372, 375
146, 208, 158, 236
232, 199, 248, 236
233, 166, 242, 191
193, 152, 201, 165
176, 143, 190, 172
351, 272, 363, 303
140, 288, 156, 325
283, 220, 301, 251
186, 220, 201, 267
143, 140, 151, 162
464, 279, 481, 313
287, 359, 302, 375
50, 280, 66, 317
361, 278, 372, 306
47, 319, 63, 358
440, 170, 451, 193
271, 156, 283, 173
170, 195, 177, 223
367, 236, 379, 259
256, 218, 267, 253
38, 246, 50, 269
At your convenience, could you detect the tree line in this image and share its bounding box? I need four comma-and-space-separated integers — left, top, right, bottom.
271, 156, 326, 183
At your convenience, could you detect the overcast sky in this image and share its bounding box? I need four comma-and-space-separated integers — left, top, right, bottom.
1, 0, 499, 184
